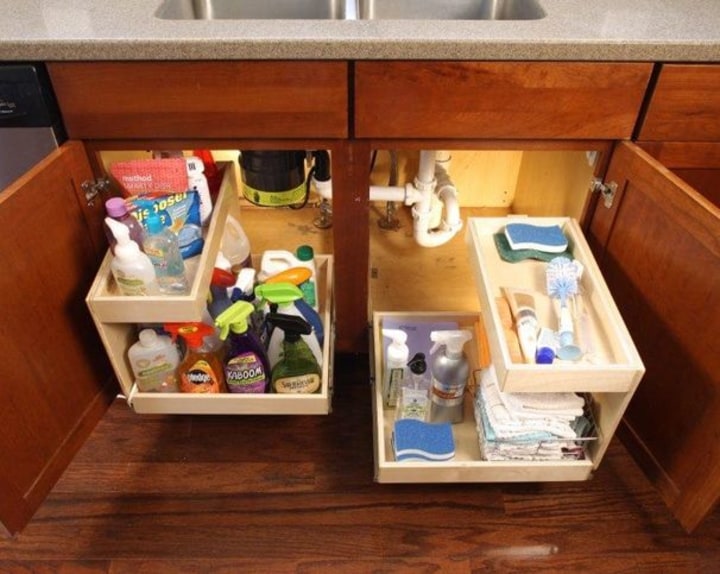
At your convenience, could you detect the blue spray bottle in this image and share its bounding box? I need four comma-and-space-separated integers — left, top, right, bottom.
214, 300, 271, 393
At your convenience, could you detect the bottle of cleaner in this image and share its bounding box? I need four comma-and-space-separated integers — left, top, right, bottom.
428, 329, 473, 424
266, 313, 322, 394
221, 214, 252, 272
105, 217, 158, 296
254, 282, 323, 369
140, 201, 189, 295
185, 155, 213, 225
127, 328, 180, 392
104, 197, 145, 255
381, 328, 409, 408
396, 352, 431, 421
214, 301, 271, 394
258, 249, 319, 311
295, 245, 318, 311
164, 322, 227, 393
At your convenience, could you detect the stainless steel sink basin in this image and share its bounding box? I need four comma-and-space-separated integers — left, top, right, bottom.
156, 0, 545, 20
358, 0, 545, 20
156, 0, 353, 20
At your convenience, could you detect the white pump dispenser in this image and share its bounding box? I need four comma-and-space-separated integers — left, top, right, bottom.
382, 328, 409, 408
105, 217, 159, 296
428, 329, 472, 424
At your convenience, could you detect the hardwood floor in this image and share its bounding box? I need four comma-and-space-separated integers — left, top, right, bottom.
1, 354, 718, 573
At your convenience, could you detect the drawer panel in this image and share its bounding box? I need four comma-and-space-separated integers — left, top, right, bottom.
48, 61, 349, 139
355, 62, 652, 139
638, 64, 720, 141
466, 217, 644, 393
372, 312, 598, 483
86, 164, 234, 324
94, 255, 334, 415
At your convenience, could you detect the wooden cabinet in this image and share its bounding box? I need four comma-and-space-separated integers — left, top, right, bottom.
2, 59, 718, 535
0, 142, 116, 536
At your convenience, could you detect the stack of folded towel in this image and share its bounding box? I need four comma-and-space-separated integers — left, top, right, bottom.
474, 366, 592, 461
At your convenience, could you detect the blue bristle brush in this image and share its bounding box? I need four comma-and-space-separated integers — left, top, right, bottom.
545, 256, 583, 361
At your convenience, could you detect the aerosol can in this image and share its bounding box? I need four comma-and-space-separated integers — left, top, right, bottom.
428, 330, 472, 424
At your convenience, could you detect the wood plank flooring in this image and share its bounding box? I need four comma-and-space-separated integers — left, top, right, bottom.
1, 354, 719, 573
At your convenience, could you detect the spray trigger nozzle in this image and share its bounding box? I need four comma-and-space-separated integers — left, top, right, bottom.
429, 329, 472, 357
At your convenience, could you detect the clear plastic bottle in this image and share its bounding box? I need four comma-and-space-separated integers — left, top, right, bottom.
141, 205, 189, 295
104, 197, 145, 255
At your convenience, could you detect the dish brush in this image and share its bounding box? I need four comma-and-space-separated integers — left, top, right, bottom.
545, 256, 584, 361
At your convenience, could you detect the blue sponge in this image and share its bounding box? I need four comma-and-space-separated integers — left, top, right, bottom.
392, 419, 455, 462
504, 223, 568, 253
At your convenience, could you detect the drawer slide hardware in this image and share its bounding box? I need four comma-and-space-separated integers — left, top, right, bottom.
590, 178, 617, 209
81, 177, 111, 207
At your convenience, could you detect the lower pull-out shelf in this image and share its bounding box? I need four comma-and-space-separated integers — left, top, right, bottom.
371, 312, 634, 484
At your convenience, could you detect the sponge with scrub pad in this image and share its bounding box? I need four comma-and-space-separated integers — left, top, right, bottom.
504, 222, 568, 253
392, 419, 455, 462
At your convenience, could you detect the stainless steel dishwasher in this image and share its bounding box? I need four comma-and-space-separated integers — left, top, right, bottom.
0, 63, 65, 190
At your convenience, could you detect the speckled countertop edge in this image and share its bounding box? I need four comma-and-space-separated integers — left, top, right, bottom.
1, 0, 719, 62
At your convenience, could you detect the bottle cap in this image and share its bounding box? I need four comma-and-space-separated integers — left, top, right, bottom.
105, 197, 129, 217
535, 346, 555, 364
296, 244, 314, 262
138, 329, 159, 347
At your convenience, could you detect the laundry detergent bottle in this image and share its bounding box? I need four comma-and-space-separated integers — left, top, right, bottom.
164, 322, 226, 393
428, 329, 473, 424
214, 301, 271, 394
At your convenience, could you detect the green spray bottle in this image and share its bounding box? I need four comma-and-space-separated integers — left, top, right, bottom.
265, 313, 322, 394
214, 301, 271, 394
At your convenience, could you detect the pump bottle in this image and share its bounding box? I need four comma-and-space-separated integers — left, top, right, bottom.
266, 313, 322, 394
214, 301, 271, 393
104, 197, 145, 254
381, 328, 409, 408
105, 217, 158, 296
428, 329, 473, 424
164, 322, 226, 393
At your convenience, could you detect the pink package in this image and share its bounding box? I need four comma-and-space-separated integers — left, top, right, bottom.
110, 158, 189, 197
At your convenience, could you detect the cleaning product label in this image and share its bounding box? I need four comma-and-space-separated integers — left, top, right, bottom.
430, 379, 465, 407
135, 361, 179, 393
225, 353, 268, 394
273, 373, 321, 394
384, 367, 404, 408
180, 360, 222, 393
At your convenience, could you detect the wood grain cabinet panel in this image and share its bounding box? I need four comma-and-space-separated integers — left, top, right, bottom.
48, 61, 349, 139
354, 62, 653, 139
638, 64, 720, 141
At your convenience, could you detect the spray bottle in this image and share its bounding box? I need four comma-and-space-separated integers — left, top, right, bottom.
214, 301, 271, 394
105, 217, 158, 296
254, 282, 323, 368
266, 313, 322, 394
164, 322, 226, 393
381, 328, 409, 408
428, 329, 473, 424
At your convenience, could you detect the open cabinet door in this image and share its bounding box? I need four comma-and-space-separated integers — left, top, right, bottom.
588, 141, 720, 533
0, 142, 115, 536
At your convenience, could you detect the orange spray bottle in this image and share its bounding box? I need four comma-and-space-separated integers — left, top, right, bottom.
164, 322, 227, 393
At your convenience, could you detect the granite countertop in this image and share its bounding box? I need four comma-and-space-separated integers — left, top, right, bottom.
1, 0, 719, 62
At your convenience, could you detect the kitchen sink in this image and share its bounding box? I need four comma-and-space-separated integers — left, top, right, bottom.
156, 0, 353, 20
156, 0, 545, 20
357, 0, 546, 20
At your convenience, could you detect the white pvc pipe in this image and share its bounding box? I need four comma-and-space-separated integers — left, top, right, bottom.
369, 185, 406, 203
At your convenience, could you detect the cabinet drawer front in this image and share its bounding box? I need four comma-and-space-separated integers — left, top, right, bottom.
355, 62, 652, 139
639, 64, 720, 141
48, 62, 348, 139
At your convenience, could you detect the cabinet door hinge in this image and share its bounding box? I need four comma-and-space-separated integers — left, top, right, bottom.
81, 177, 111, 207
590, 177, 617, 209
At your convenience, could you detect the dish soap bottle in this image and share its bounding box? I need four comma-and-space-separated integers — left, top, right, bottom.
139, 200, 189, 295
164, 322, 226, 393
381, 328, 409, 408
105, 217, 158, 296
104, 197, 145, 255
214, 300, 271, 394
428, 329, 473, 424
266, 313, 322, 394
127, 328, 180, 392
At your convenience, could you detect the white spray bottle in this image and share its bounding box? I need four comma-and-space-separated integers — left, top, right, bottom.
381, 328, 409, 408
428, 329, 472, 424
105, 217, 159, 296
